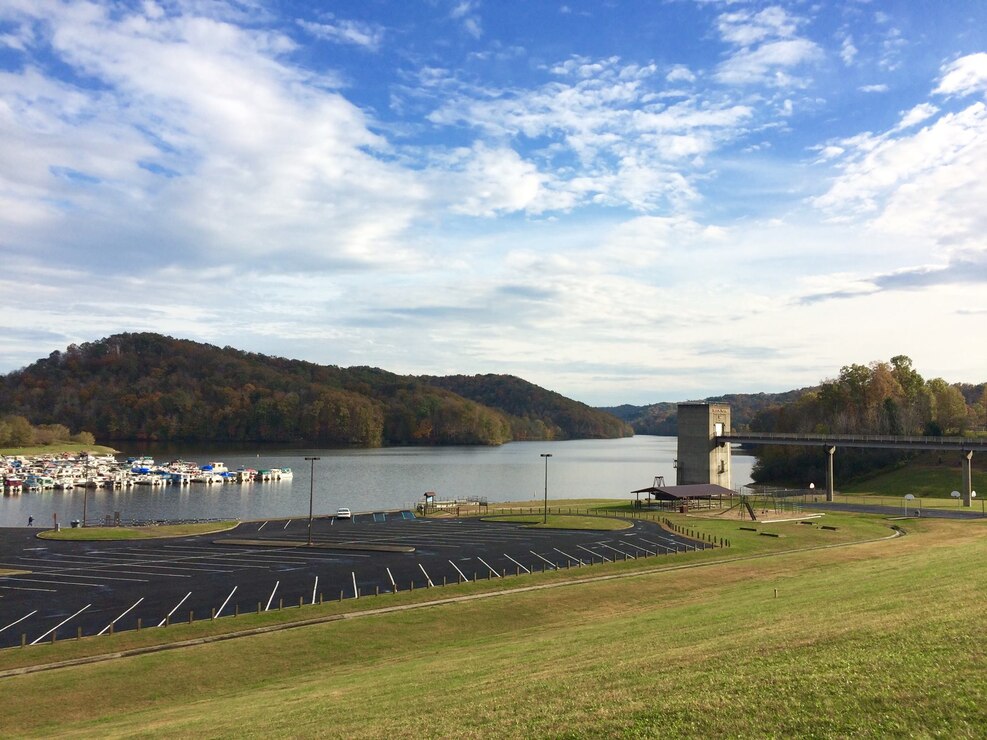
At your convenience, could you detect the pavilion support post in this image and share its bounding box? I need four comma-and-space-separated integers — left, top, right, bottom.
825, 446, 836, 502
962, 451, 973, 507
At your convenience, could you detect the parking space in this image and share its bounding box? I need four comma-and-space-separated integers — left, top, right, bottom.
0, 515, 708, 648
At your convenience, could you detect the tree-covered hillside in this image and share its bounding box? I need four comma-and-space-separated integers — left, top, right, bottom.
423, 374, 633, 440
0, 334, 628, 446
749, 356, 987, 484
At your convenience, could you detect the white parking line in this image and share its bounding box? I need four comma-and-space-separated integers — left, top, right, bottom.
265, 581, 279, 611
601, 543, 634, 559
311, 576, 319, 604
553, 547, 584, 565
0, 585, 56, 593
283, 520, 292, 530
418, 563, 435, 587
352, 572, 359, 599
448, 560, 470, 582
577, 544, 609, 562
32, 604, 90, 644
216, 586, 238, 618
476, 556, 501, 577
158, 591, 192, 626
503, 554, 531, 574
620, 540, 650, 555
257, 521, 268, 531
5, 576, 107, 588
529, 550, 557, 569
386, 567, 397, 591
0, 609, 37, 633
98, 597, 144, 635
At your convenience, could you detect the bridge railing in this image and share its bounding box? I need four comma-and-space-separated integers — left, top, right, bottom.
718, 431, 987, 450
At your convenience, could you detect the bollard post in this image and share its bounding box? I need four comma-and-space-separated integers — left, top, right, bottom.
278, 598, 283, 611
211, 608, 216, 620
166, 615, 170, 627
257, 602, 262, 614
189, 610, 194, 625
109, 623, 114, 635
235, 604, 239, 617
137, 618, 142, 631
443, 575, 447, 587
410, 581, 414, 591
516, 566, 520, 576
77, 626, 83, 641
340, 590, 344, 601
52, 631, 57, 645
299, 596, 304, 608
21, 633, 26, 648
319, 593, 323, 604
375, 585, 380, 596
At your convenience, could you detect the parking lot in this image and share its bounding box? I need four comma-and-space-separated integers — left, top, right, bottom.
0, 513, 707, 648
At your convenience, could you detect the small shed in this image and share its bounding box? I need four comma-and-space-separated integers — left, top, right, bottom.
631, 481, 734, 511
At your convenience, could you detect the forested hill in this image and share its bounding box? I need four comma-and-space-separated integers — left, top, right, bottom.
423, 374, 633, 440
0, 333, 631, 447
599, 389, 808, 436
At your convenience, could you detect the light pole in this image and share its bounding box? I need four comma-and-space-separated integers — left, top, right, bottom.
305, 456, 320, 546
540, 453, 552, 524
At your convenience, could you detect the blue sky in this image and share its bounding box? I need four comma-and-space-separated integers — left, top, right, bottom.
1, 1, 986, 406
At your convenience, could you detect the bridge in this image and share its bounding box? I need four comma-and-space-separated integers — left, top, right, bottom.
716, 431, 987, 506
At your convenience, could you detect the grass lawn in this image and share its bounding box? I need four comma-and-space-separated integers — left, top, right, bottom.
37, 521, 239, 541
0, 443, 119, 456
841, 463, 987, 499
1, 512, 982, 737
481, 513, 633, 530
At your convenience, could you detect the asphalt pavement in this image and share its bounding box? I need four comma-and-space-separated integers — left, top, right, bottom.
0, 513, 707, 648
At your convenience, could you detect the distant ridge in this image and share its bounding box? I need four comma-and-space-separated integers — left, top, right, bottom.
0, 333, 631, 447
598, 390, 809, 436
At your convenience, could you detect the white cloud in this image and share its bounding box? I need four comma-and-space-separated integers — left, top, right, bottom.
297, 18, 385, 51
894, 103, 938, 131
716, 38, 823, 87
714, 7, 822, 87
935, 52, 987, 97
859, 83, 889, 93
840, 34, 858, 65
0, 1, 426, 269
424, 57, 756, 213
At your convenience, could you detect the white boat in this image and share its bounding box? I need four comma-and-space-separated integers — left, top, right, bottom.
279, 467, 293, 479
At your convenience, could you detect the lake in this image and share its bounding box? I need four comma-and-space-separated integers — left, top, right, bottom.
0, 436, 754, 527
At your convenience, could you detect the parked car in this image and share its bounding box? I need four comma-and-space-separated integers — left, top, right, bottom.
335, 508, 352, 520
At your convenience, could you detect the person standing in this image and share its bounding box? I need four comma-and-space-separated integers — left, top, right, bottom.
28, 515, 33, 527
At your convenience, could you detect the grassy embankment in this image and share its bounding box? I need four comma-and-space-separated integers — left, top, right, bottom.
2, 510, 984, 737
482, 513, 633, 530
841, 463, 987, 499
37, 521, 239, 541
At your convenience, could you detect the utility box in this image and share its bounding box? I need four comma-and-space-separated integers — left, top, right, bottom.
676, 403, 731, 489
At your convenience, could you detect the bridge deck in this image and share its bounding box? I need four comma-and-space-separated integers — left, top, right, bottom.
718, 432, 987, 452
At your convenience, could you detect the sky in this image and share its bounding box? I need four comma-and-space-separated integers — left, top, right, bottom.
1, 0, 986, 406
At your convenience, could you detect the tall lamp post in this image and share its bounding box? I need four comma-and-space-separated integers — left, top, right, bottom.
305, 456, 320, 546
540, 453, 552, 524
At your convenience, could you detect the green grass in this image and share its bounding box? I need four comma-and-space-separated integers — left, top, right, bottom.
0, 443, 119, 456
3, 511, 976, 738
37, 521, 239, 541
841, 463, 987, 499
481, 513, 633, 530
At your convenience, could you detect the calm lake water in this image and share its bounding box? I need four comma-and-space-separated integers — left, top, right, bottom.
1, 436, 754, 527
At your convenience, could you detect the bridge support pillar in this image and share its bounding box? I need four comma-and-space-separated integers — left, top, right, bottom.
825, 446, 836, 502
962, 451, 973, 507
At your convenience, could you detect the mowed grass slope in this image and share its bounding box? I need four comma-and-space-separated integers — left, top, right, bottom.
1, 517, 985, 738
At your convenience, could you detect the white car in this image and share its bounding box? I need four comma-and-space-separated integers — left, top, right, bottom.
335, 508, 352, 520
